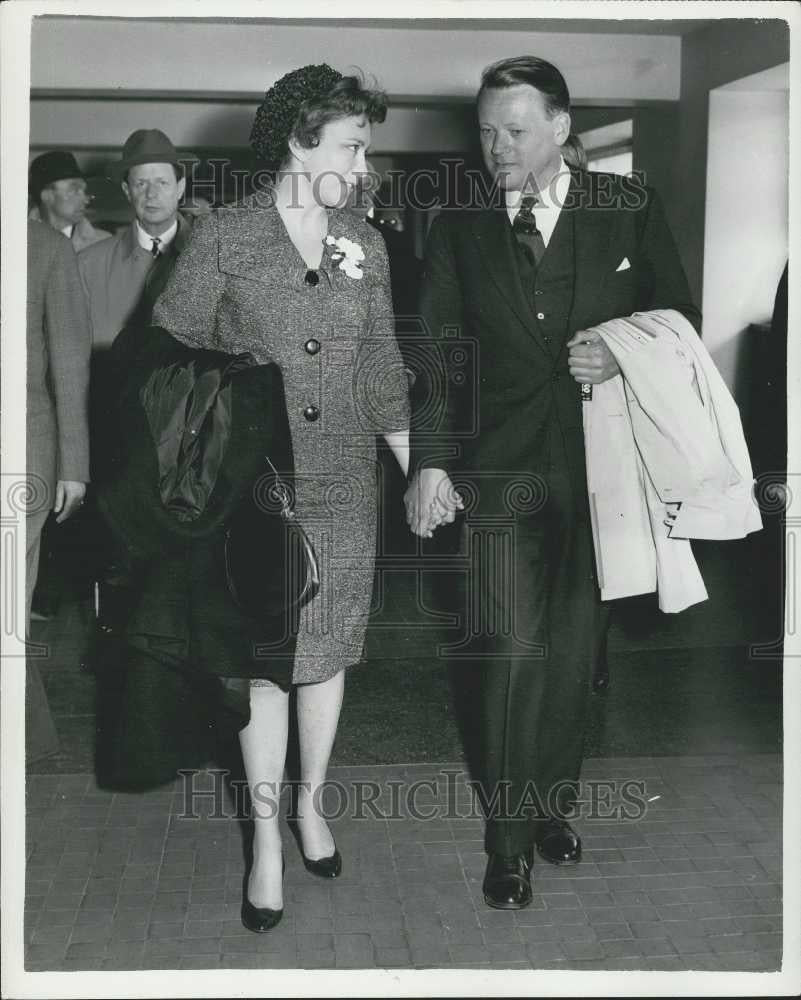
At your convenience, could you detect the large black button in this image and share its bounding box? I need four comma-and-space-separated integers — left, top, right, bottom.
304, 338, 321, 355
304, 270, 319, 286
303, 405, 320, 422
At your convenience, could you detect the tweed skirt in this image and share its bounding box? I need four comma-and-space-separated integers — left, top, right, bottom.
251, 450, 378, 686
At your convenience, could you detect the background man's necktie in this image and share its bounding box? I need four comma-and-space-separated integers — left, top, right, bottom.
150, 237, 161, 257
512, 195, 546, 266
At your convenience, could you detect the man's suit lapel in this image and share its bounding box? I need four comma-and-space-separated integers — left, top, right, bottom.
470, 210, 551, 358
568, 169, 617, 327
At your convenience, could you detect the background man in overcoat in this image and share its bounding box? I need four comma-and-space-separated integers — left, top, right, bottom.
26, 219, 91, 759
78, 128, 193, 353
28, 150, 110, 252
76, 129, 195, 605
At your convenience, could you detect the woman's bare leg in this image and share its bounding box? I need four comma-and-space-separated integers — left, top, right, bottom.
295, 669, 345, 859
239, 681, 289, 908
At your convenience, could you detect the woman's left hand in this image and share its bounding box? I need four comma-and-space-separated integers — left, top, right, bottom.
404, 469, 462, 538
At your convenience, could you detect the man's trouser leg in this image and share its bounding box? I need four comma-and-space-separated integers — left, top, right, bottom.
472, 476, 604, 857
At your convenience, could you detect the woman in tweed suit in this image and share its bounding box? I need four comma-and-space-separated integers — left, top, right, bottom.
153, 66, 410, 931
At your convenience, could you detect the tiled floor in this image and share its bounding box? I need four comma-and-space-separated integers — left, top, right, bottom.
21, 499, 785, 974
25, 754, 781, 972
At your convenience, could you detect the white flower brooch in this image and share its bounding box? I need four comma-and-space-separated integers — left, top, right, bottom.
325, 235, 365, 280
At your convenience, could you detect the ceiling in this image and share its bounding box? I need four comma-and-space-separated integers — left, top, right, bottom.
278, 18, 721, 35
54, 15, 721, 36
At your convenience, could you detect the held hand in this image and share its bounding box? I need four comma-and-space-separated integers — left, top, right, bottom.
567, 328, 620, 385
404, 468, 464, 538
54, 480, 86, 524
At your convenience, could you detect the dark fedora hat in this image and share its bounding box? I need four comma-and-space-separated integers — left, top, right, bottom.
29, 150, 85, 199
112, 129, 182, 180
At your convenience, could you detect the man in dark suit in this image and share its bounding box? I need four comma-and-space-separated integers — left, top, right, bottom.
26, 219, 91, 758
405, 56, 700, 909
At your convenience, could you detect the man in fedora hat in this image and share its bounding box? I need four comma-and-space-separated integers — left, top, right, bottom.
74, 130, 197, 620
27, 152, 108, 622
29, 151, 111, 253
77, 128, 195, 352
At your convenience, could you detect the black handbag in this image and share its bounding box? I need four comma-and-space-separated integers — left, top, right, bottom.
224, 457, 320, 621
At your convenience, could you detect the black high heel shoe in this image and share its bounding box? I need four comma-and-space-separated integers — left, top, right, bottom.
288, 818, 342, 878
301, 845, 342, 879
241, 854, 285, 933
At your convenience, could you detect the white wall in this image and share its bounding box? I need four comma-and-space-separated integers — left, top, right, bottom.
702, 86, 788, 393
674, 18, 789, 309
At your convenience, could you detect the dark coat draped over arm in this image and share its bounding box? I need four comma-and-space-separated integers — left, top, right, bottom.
94, 324, 296, 790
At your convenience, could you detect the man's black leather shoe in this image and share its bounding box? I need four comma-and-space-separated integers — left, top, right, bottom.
482, 849, 534, 910
535, 818, 582, 866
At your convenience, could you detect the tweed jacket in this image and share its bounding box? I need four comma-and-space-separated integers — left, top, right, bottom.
28, 206, 111, 253
152, 195, 410, 681
26, 220, 92, 492
153, 199, 408, 421
78, 212, 194, 350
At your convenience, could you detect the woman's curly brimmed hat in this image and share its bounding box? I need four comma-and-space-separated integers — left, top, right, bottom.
250, 64, 344, 168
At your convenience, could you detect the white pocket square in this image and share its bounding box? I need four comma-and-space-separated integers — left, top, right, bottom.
616, 257, 631, 272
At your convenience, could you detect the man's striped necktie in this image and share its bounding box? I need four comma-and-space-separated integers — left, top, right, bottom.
512, 195, 546, 266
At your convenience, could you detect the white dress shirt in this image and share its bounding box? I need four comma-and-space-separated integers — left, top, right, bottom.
135, 219, 178, 254
505, 156, 571, 247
